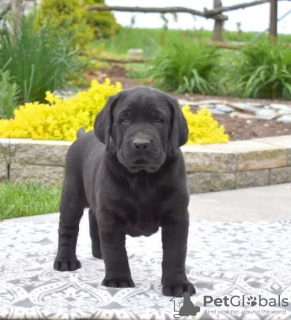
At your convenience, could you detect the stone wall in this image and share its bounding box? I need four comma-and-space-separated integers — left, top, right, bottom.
0, 135, 291, 193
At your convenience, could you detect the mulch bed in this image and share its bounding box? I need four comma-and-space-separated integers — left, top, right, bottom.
86, 66, 291, 141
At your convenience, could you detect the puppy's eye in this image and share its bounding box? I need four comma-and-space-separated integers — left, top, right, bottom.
154, 119, 163, 124
120, 118, 129, 124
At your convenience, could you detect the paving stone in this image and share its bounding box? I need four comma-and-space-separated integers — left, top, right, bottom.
236, 170, 269, 189
0, 153, 7, 182
270, 167, 291, 184
254, 135, 291, 148
182, 145, 236, 172
253, 136, 291, 166
277, 110, 291, 116
208, 108, 225, 114
243, 105, 260, 113
230, 112, 254, 119
255, 109, 277, 120
0, 140, 17, 162
270, 103, 291, 111
277, 115, 291, 124
215, 104, 235, 113
187, 172, 235, 194
13, 143, 70, 166
202, 140, 287, 171
288, 150, 291, 166
10, 164, 64, 185
238, 149, 286, 171
226, 102, 259, 113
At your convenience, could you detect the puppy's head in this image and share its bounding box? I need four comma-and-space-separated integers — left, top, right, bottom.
94, 87, 188, 173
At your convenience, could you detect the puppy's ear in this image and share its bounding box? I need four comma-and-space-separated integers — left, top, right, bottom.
94, 94, 119, 150
168, 97, 188, 157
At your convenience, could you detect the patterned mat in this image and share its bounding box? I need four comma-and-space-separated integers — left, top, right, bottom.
0, 216, 290, 320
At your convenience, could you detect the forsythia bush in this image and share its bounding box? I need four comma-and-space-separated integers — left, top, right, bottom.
0, 79, 121, 141
182, 106, 229, 144
0, 80, 229, 144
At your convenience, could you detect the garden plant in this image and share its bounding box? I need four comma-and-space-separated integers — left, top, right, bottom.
0, 14, 81, 108
0, 80, 229, 144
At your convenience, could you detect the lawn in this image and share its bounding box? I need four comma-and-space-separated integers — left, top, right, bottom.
0, 182, 61, 220
89, 27, 291, 57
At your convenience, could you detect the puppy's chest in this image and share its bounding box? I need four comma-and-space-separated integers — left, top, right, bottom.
125, 203, 161, 237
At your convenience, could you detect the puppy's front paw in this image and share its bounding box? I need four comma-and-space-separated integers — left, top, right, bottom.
162, 280, 196, 297
53, 258, 81, 271
102, 278, 135, 288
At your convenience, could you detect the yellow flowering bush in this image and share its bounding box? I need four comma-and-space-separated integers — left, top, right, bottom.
0, 79, 121, 141
182, 106, 229, 144
0, 80, 229, 144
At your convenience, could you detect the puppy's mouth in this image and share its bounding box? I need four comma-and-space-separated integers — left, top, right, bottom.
129, 159, 160, 173
117, 150, 166, 173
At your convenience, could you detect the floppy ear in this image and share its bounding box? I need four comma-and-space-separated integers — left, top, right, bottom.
168, 97, 189, 157
94, 94, 119, 150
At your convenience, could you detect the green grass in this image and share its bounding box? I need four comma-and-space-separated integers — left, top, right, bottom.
0, 182, 61, 220
89, 27, 291, 57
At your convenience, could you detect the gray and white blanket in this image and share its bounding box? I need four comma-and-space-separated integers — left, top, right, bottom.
0, 216, 290, 320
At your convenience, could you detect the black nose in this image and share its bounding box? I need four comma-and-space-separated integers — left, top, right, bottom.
132, 138, 150, 150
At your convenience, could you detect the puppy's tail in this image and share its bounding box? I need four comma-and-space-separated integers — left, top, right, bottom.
77, 127, 85, 139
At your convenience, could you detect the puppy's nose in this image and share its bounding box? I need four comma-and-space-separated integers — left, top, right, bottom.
132, 138, 150, 150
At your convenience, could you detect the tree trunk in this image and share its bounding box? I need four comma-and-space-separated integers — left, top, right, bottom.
212, 0, 223, 41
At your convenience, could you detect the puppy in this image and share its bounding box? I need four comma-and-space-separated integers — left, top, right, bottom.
54, 87, 195, 297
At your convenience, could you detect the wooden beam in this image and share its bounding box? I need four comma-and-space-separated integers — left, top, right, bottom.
270, 0, 278, 39
88, 57, 151, 64
212, 0, 223, 41
205, 0, 286, 16
208, 41, 246, 49
87, 5, 228, 21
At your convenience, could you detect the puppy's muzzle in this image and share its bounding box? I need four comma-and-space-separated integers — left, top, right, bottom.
119, 133, 164, 173
132, 138, 151, 150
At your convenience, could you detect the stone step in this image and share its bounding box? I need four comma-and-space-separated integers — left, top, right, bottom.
0, 135, 291, 193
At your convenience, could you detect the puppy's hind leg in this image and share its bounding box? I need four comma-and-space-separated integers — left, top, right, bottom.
89, 209, 102, 259
54, 175, 86, 272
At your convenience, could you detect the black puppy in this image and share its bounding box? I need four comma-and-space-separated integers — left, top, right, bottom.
54, 87, 195, 297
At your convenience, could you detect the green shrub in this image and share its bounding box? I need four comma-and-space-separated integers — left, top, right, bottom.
150, 42, 218, 94
0, 15, 81, 104
226, 41, 291, 99
84, 0, 121, 38
37, 0, 93, 48
0, 71, 19, 118
0, 80, 229, 145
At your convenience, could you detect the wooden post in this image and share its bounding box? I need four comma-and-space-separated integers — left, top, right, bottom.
212, 0, 223, 41
11, 0, 23, 34
269, 0, 278, 40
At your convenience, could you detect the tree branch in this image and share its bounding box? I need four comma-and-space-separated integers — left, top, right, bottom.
87, 5, 228, 21
205, 0, 286, 17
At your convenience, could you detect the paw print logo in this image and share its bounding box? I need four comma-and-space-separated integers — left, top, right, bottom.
247, 296, 257, 307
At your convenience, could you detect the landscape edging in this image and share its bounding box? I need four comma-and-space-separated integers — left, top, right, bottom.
0, 135, 290, 194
